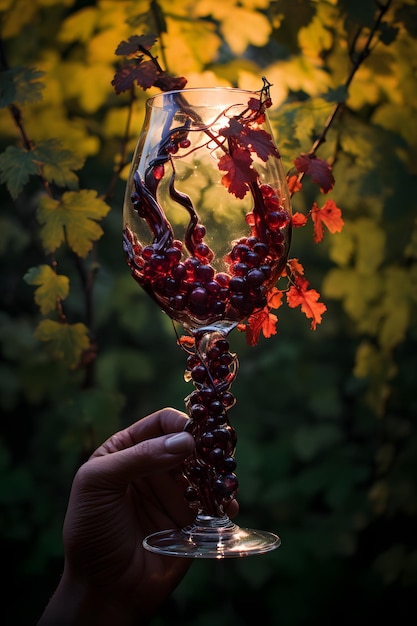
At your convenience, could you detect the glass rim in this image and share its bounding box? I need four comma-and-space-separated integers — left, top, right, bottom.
146, 86, 260, 106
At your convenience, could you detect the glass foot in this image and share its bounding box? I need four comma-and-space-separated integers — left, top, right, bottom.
143, 514, 281, 558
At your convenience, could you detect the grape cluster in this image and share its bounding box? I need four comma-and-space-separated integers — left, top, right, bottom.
182, 333, 238, 515
123, 181, 290, 327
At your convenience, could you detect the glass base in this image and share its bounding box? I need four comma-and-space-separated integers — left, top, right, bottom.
143, 514, 281, 559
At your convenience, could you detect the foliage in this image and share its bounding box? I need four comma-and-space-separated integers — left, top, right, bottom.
1, 1, 416, 625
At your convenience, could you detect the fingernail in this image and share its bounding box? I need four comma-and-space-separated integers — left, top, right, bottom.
165, 432, 194, 454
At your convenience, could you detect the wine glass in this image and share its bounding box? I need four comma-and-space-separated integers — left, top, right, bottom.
122, 86, 291, 558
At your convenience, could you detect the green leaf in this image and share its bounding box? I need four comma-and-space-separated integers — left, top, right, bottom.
33, 139, 83, 189
0, 67, 45, 108
293, 424, 343, 462
37, 189, 111, 257
322, 85, 349, 104
34, 319, 90, 369
0, 145, 39, 199
24, 265, 70, 315
14, 66, 45, 105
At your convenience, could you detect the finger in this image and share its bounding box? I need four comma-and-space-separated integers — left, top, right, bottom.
83, 429, 195, 487
91, 407, 189, 458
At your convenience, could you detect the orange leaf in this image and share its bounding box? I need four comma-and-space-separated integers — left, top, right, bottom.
286, 276, 327, 330
245, 308, 278, 346
287, 258, 305, 276
292, 212, 308, 228
286, 174, 302, 195
262, 311, 278, 338
267, 286, 284, 309
311, 199, 344, 243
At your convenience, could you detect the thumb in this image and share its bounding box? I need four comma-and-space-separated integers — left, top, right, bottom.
83, 431, 195, 486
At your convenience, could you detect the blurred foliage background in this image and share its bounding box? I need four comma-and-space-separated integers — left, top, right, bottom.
1, 0, 416, 624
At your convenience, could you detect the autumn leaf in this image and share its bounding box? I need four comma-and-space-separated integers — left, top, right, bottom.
286, 174, 302, 195
267, 286, 284, 309
311, 199, 344, 243
33, 139, 83, 189
292, 212, 308, 228
112, 35, 187, 94
287, 258, 305, 276
115, 34, 157, 56
242, 287, 283, 346
24, 265, 69, 315
154, 74, 187, 92
218, 150, 257, 199
287, 275, 327, 329
34, 319, 90, 369
220, 118, 280, 162
112, 60, 159, 93
294, 153, 335, 193
244, 308, 278, 346
37, 189, 110, 257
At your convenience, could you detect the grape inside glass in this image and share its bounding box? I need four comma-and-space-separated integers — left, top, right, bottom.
123, 87, 291, 557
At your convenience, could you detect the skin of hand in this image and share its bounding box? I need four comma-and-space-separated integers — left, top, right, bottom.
38, 407, 238, 626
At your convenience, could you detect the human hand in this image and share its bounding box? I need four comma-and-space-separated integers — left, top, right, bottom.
38, 407, 237, 625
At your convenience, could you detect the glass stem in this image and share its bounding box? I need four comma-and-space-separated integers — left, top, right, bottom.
183, 329, 239, 518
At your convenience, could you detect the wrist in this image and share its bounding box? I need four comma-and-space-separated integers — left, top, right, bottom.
38, 567, 149, 626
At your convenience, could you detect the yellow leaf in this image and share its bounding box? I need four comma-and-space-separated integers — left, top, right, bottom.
189, 0, 271, 54
354, 218, 386, 274
24, 265, 69, 315
263, 57, 331, 101
34, 319, 90, 369
354, 341, 397, 383
87, 6, 133, 64
59, 61, 115, 113
298, 14, 334, 61
328, 223, 355, 267
220, 7, 271, 55
102, 106, 145, 139
379, 267, 411, 349
0, 0, 37, 38
58, 6, 99, 43
37, 190, 110, 257
322, 268, 381, 326
163, 18, 221, 75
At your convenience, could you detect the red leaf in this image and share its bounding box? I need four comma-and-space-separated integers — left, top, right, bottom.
218, 150, 257, 199
292, 212, 308, 228
112, 60, 159, 93
311, 199, 344, 243
154, 74, 187, 92
115, 34, 157, 56
220, 119, 280, 162
243, 287, 283, 346
294, 154, 335, 193
286, 276, 327, 330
